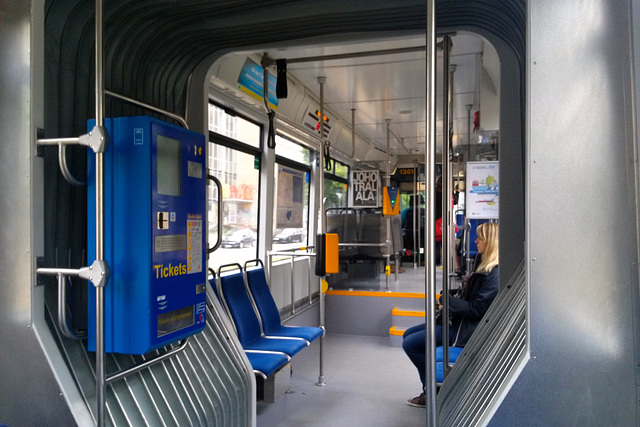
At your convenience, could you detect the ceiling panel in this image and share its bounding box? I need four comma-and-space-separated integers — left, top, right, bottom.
265, 32, 489, 158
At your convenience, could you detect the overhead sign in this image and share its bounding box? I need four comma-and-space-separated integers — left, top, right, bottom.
466, 161, 499, 219
237, 58, 279, 110
350, 170, 379, 207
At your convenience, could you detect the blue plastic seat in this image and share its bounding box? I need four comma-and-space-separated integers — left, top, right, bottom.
218, 266, 307, 357
245, 351, 289, 379
208, 268, 220, 301
436, 362, 444, 383
245, 260, 324, 344
435, 346, 463, 363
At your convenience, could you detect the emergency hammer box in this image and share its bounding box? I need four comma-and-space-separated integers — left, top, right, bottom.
87, 116, 207, 354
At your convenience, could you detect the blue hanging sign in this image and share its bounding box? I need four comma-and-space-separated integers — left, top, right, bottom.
237, 58, 279, 110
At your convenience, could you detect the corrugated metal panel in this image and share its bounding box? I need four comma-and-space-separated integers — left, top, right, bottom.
55, 289, 253, 426
437, 261, 527, 426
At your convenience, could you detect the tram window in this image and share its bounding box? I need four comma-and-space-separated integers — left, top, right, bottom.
325, 160, 349, 209
274, 136, 310, 251
274, 135, 310, 163
208, 104, 262, 271
208, 103, 261, 149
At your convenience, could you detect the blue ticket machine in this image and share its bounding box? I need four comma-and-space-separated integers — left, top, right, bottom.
87, 116, 207, 354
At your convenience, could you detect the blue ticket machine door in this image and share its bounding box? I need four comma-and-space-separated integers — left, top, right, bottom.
88, 116, 207, 354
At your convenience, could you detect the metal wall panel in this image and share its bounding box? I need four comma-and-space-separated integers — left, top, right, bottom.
0, 1, 78, 425
490, 0, 639, 425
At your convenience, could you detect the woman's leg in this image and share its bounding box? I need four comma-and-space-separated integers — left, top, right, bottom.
403, 323, 447, 389
403, 322, 426, 338
402, 323, 426, 388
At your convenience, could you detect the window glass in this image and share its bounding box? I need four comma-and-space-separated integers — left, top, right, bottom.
331, 160, 349, 179
273, 136, 311, 251
324, 159, 349, 209
208, 104, 261, 149
324, 179, 348, 209
273, 165, 309, 250
208, 145, 260, 271
275, 135, 310, 163
207, 103, 261, 271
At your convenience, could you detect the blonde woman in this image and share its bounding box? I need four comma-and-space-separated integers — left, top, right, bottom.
404, 222, 499, 407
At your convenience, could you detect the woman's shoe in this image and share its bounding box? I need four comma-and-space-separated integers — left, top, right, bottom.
407, 392, 425, 407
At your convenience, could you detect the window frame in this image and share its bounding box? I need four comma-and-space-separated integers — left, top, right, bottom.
207, 101, 263, 268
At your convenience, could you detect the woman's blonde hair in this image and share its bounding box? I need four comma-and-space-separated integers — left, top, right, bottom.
475, 222, 499, 273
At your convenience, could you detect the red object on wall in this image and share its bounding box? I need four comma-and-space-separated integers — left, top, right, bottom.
473, 111, 480, 132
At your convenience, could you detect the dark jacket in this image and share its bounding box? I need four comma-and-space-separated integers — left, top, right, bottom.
449, 266, 499, 347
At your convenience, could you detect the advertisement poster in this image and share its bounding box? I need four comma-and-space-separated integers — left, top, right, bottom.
466, 161, 499, 219
237, 58, 279, 110
350, 170, 379, 207
276, 166, 304, 228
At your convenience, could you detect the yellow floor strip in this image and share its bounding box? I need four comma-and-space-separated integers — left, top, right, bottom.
392, 307, 425, 317
326, 289, 425, 298
389, 326, 404, 336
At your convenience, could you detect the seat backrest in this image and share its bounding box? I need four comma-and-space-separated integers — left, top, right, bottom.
468, 218, 489, 256
208, 268, 220, 302
245, 266, 282, 334
219, 270, 262, 346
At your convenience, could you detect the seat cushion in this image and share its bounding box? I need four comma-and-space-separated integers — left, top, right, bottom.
244, 336, 307, 357
435, 346, 463, 363
266, 325, 324, 343
246, 352, 289, 378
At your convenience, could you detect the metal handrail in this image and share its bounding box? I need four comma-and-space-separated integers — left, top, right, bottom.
266, 247, 325, 386
337, 242, 387, 248
207, 175, 223, 253
57, 274, 86, 340
58, 144, 84, 186
105, 339, 190, 385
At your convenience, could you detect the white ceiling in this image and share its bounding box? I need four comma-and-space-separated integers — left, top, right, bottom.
264, 32, 490, 158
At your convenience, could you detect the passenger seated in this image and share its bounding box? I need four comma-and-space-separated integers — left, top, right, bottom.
402, 222, 499, 407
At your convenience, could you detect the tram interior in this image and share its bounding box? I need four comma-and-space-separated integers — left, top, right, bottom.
207, 33, 503, 426
5, 1, 639, 426
30, 8, 514, 426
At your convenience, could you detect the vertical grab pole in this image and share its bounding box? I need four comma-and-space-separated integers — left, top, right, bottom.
441, 34, 451, 377
95, 0, 107, 425
316, 75, 327, 386
412, 158, 418, 268
385, 119, 392, 292
290, 256, 296, 315
424, 0, 437, 424
465, 104, 473, 275
308, 256, 313, 305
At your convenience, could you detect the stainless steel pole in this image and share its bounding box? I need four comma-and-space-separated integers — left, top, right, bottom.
424, 0, 437, 424
413, 158, 418, 268
441, 34, 451, 378
465, 105, 473, 275
291, 256, 296, 315
95, 0, 106, 425
317, 75, 327, 386
385, 119, 392, 292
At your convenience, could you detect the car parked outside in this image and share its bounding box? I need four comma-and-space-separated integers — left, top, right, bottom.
221, 229, 255, 248
273, 228, 305, 243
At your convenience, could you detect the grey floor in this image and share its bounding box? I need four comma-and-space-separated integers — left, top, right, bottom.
257, 264, 460, 426
330, 262, 449, 295
256, 334, 427, 427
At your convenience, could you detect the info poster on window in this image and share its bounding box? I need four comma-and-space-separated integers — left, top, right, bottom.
466, 161, 499, 219
276, 166, 304, 228
350, 170, 380, 208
